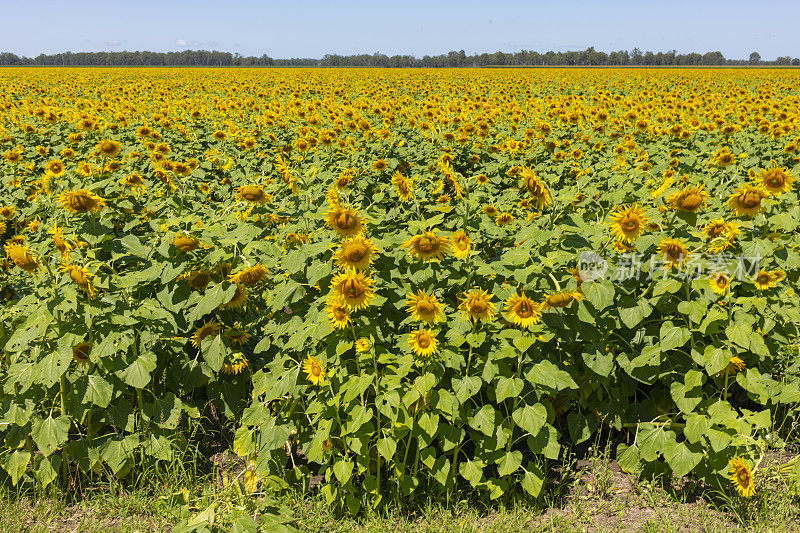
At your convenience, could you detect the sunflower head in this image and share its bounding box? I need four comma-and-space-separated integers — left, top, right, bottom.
408, 328, 438, 358
302, 356, 326, 386
225, 325, 252, 347
236, 185, 268, 203
402, 231, 450, 262
657, 238, 690, 268
755, 162, 794, 196
326, 298, 351, 330
173, 234, 200, 252
709, 272, 731, 295
191, 320, 220, 349
542, 290, 584, 310
504, 291, 542, 328
335, 236, 375, 270
324, 205, 365, 237
221, 352, 250, 375
72, 341, 92, 366
229, 263, 267, 285
728, 457, 755, 498
60, 264, 96, 298
59, 190, 106, 214
666, 184, 710, 213
95, 139, 122, 158
753, 270, 777, 290
450, 230, 471, 259
330, 268, 375, 310
459, 289, 496, 322
222, 283, 248, 310
727, 185, 768, 217
406, 289, 444, 323
609, 204, 649, 243
5, 243, 38, 273
391, 171, 415, 202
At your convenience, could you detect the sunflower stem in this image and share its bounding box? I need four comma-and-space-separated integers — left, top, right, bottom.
59, 375, 70, 488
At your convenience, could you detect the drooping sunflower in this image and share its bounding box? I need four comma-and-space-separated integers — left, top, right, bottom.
771, 269, 786, 283
185, 269, 212, 291
59, 190, 106, 214
329, 268, 375, 310
391, 171, 415, 202
665, 184, 710, 213
326, 298, 351, 330
229, 263, 267, 285
450, 230, 471, 259
709, 272, 731, 295
408, 328, 438, 358
335, 236, 375, 270
504, 291, 542, 328
539, 287, 583, 308
49, 224, 72, 261
5, 243, 38, 273
191, 320, 220, 349
95, 139, 122, 158
519, 167, 552, 210
406, 289, 444, 323
120, 173, 145, 191
324, 205, 364, 237
494, 212, 515, 227
459, 289, 496, 322
173, 234, 200, 252
302, 356, 326, 386
225, 325, 252, 347
371, 159, 388, 172
657, 238, 690, 268
236, 185, 268, 204
711, 147, 736, 167
728, 457, 755, 498
221, 352, 250, 375
727, 185, 768, 217
754, 162, 794, 196
222, 283, 248, 310
72, 341, 91, 366
60, 264, 96, 298
721, 356, 746, 376
402, 231, 450, 262
0, 206, 14, 220
609, 204, 649, 243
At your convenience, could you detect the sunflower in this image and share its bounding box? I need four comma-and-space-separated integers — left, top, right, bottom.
753, 270, 777, 290
494, 212, 515, 227
406, 289, 444, 323
450, 230, 471, 259
391, 171, 415, 202
221, 352, 250, 375
612, 240, 635, 253
236, 185, 268, 203
519, 167, 552, 209
335, 236, 375, 270
727, 185, 768, 217
326, 298, 351, 330
5, 243, 38, 273
665, 184, 710, 213
330, 268, 375, 310
609, 204, 649, 243
408, 328, 438, 358
191, 320, 220, 349
45, 159, 66, 177
402, 231, 450, 262
324, 205, 365, 237
225, 325, 252, 346
771, 269, 786, 283
185, 269, 212, 291
728, 457, 755, 498
542, 290, 584, 310
709, 272, 731, 295
72, 341, 91, 366
222, 283, 248, 310
302, 356, 326, 386
459, 289, 496, 322
721, 356, 746, 376
371, 159, 388, 172
657, 238, 690, 268
504, 291, 542, 328
173, 234, 200, 252
95, 139, 122, 158
59, 190, 106, 214
229, 263, 267, 285
711, 147, 736, 167
754, 162, 794, 196
483, 204, 498, 217
60, 264, 96, 298
355, 338, 372, 352
120, 173, 145, 191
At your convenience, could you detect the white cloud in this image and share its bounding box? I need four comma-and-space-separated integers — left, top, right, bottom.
105, 40, 121, 46
176, 39, 188, 47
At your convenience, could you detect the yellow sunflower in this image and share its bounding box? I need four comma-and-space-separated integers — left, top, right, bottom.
185, 269, 212, 291
450, 230, 471, 259
728, 457, 755, 498
335, 235, 375, 270
402, 231, 450, 262
5, 243, 38, 273
542, 290, 584, 310
222, 283, 248, 310
408, 328, 438, 358
727, 185, 768, 217
459, 289, 496, 322
329, 268, 375, 310
302, 356, 326, 386
173, 234, 200, 252
665, 184, 710, 213
326, 298, 351, 330
721, 356, 746, 376
609, 204, 649, 243
59, 190, 106, 214
60, 264, 96, 298
391, 171, 415, 202
324, 205, 364, 237
45, 159, 66, 177
49, 224, 73, 261
236, 185, 268, 203
494, 212, 515, 227
709, 272, 731, 295
225, 325, 252, 347
191, 320, 220, 349
504, 291, 542, 328
95, 139, 122, 158
754, 162, 794, 196
753, 270, 778, 290
229, 263, 267, 285
221, 352, 250, 375
406, 289, 444, 323
657, 238, 690, 268
355, 338, 372, 352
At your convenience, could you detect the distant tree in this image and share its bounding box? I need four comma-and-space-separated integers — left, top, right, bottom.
749, 52, 761, 65
793, 58, 800, 66
776, 56, 792, 65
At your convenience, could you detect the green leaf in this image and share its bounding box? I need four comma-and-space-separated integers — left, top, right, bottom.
618, 299, 652, 329
567, 411, 597, 444
653, 278, 682, 296
2, 450, 30, 486
377, 437, 396, 461
469, 405, 496, 437
521, 464, 544, 497
584, 280, 615, 309
683, 413, 709, 444
660, 322, 691, 352
459, 459, 483, 487
31, 415, 71, 457
497, 451, 522, 477
202, 335, 226, 373
666, 442, 703, 477
495, 376, 524, 402
83, 374, 114, 408
512, 403, 547, 435
188, 282, 236, 321
616, 443, 640, 473
332, 459, 354, 484
726, 324, 751, 351
118, 356, 156, 388
703, 345, 730, 375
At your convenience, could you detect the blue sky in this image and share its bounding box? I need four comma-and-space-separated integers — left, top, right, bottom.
2, 0, 798, 60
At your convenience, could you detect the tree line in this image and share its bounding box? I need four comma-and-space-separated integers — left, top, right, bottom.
0, 48, 798, 67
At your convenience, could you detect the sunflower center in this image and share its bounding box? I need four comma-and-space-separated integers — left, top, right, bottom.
345, 244, 367, 262
664, 244, 684, 260
468, 298, 488, 314
416, 300, 436, 316
416, 333, 431, 349
623, 218, 639, 231
766, 173, 785, 188
516, 300, 536, 318
337, 212, 356, 229
417, 236, 437, 253
310, 361, 322, 376
741, 191, 762, 208
343, 279, 364, 298
679, 193, 702, 210
333, 307, 348, 320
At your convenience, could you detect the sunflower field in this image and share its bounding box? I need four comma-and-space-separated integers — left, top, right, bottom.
0, 67, 799, 512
